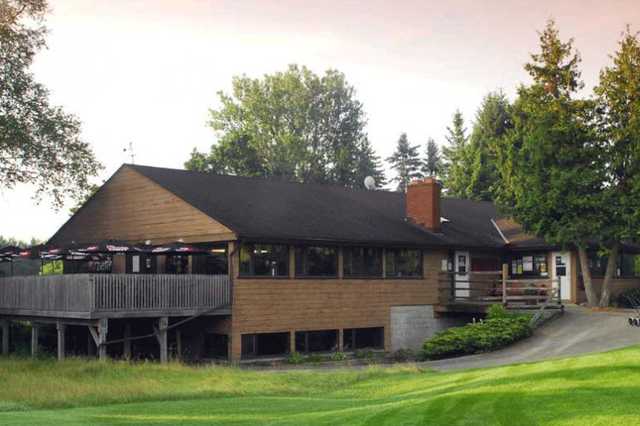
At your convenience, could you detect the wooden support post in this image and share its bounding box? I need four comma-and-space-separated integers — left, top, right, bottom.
157, 317, 168, 364
31, 323, 39, 357
289, 330, 296, 354
97, 318, 108, 361
338, 329, 344, 352
175, 329, 182, 361
56, 321, 66, 361
502, 263, 509, 305
123, 323, 132, 360
1, 320, 9, 356
87, 330, 96, 357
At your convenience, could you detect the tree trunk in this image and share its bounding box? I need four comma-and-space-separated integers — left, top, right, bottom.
578, 245, 598, 306
599, 242, 620, 308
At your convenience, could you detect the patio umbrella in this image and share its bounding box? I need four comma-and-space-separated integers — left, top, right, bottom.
77, 240, 146, 254
151, 241, 207, 254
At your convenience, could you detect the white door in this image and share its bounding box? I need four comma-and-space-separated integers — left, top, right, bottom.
455, 251, 470, 298
552, 252, 571, 301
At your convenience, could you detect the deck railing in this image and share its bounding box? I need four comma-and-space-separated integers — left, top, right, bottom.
439, 270, 563, 310
0, 274, 231, 318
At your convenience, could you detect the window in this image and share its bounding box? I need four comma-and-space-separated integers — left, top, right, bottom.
239, 243, 288, 276
241, 332, 290, 359
343, 247, 382, 277
619, 253, 640, 277
295, 330, 338, 353
295, 246, 338, 277
343, 327, 384, 351
511, 254, 548, 276
385, 249, 422, 278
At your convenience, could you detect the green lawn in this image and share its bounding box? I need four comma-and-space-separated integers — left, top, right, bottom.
1, 347, 640, 425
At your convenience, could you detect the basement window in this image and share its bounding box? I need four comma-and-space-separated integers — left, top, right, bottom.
239, 243, 289, 277
343, 247, 383, 277
385, 249, 422, 278
295, 330, 338, 353
295, 246, 338, 277
241, 332, 290, 359
343, 327, 384, 351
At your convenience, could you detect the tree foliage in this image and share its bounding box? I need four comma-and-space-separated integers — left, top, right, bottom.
422, 138, 441, 177
0, 0, 101, 207
442, 110, 472, 197
387, 133, 422, 192
186, 65, 385, 189
466, 92, 512, 201
493, 20, 607, 306
592, 27, 640, 305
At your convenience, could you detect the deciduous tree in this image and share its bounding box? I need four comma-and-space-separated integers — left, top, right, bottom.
0, 0, 101, 207
186, 65, 384, 189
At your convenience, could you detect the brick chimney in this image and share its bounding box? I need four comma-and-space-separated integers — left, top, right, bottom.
406, 177, 441, 232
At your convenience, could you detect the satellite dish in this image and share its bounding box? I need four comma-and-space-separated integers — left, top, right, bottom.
364, 176, 376, 190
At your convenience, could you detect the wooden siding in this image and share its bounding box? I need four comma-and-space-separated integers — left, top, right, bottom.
228, 249, 446, 360
50, 166, 235, 245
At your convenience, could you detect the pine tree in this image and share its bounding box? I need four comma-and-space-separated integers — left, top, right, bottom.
466, 92, 512, 201
442, 110, 472, 197
355, 139, 386, 188
422, 138, 441, 177
386, 133, 423, 192
493, 20, 605, 306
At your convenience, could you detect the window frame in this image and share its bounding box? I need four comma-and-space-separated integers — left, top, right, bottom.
294, 245, 339, 278
238, 242, 290, 278
343, 247, 383, 278
384, 248, 423, 279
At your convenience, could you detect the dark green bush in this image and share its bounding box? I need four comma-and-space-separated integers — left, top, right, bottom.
615, 288, 640, 308
421, 316, 532, 360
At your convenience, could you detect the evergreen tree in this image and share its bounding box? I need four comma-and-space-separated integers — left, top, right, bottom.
466, 92, 512, 201
355, 139, 386, 188
494, 20, 606, 306
593, 27, 640, 305
387, 133, 423, 192
422, 138, 442, 177
442, 110, 472, 197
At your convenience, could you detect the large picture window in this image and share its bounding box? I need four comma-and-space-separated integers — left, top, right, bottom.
295, 246, 338, 277
239, 243, 288, 277
343, 247, 383, 277
510, 254, 548, 276
385, 249, 422, 278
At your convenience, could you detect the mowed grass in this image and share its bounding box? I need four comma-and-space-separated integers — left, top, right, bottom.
2, 347, 640, 425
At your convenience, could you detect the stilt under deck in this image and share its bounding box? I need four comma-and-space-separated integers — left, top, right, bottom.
0, 274, 231, 362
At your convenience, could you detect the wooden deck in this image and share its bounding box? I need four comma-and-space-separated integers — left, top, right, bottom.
437, 270, 563, 314
0, 274, 231, 319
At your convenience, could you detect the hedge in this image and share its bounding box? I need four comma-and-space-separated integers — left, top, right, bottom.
421, 306, 532, 360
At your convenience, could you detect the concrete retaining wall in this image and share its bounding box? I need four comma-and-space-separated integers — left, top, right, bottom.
390, 305, 462, 352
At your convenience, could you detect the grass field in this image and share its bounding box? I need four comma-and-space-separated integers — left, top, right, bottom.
1, 347, 640, 425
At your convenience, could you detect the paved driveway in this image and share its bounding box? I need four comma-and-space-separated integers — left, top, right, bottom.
425, 305, 640, 371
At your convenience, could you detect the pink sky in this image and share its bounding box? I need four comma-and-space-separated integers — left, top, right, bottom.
2, 0, 639, 241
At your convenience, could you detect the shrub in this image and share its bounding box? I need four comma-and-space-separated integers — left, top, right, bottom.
421, 316, 532, 360
486, 304, 509, 319
331, 351, 346, 361
286, 352, 304, 365
616, 288, 640, 308
390, 348, 415, 362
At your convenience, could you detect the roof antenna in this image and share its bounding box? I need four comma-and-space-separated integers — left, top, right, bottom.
123, 141, 135, 164
364, 176, 376, 190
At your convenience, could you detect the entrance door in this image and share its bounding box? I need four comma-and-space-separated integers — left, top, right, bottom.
454, 251, 470, 298
552, 252, 571, 301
